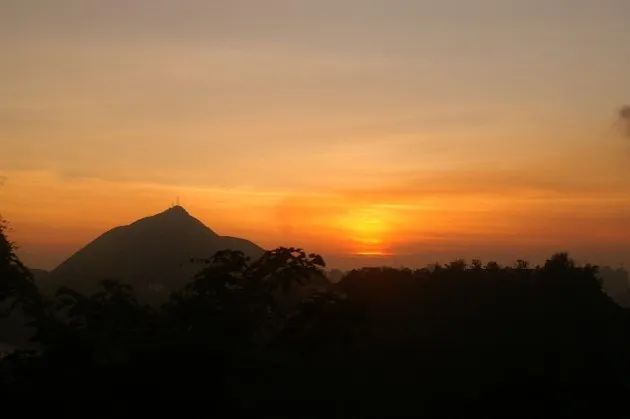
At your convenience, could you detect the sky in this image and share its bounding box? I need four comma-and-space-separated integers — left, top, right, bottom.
1, 0, 630, 270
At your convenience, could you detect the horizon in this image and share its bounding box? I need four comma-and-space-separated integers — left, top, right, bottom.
8, 203, 628, 273
2, 1, 630, 270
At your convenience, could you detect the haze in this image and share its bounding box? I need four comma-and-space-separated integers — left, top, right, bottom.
1, 0, 630, 270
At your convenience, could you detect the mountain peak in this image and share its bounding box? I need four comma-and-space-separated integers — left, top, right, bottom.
135, 205, 212, 234
163, 205, 189, 216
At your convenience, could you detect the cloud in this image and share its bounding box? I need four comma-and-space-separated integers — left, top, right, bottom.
620, 105, 630, 138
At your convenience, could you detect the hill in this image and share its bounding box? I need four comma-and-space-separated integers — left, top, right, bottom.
47, 206, 264, 299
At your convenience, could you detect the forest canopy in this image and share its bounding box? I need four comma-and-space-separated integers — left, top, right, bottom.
1, 222, 629, 417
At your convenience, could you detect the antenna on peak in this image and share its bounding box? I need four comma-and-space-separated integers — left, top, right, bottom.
176, 196, 181, 206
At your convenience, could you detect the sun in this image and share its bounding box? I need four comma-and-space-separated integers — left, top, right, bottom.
337, 206, 394, 255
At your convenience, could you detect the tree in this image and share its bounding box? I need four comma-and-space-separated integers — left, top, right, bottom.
0, 218, 41, 318
165, 247, 328, 348
515, 259, 530, 270
248, 247, 326, 293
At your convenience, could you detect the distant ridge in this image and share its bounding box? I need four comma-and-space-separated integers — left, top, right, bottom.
48, 206, 264, 296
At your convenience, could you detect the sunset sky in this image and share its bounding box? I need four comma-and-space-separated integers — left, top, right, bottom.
1, 0, 630, 270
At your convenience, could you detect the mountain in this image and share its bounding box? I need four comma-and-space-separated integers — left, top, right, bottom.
599, 266, 630, 307
48, 206, 264, 298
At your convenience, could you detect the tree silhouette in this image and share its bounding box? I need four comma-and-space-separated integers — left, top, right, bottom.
0, 218, 41, 318
248, 247, 326, 293
1, 219, 629, 416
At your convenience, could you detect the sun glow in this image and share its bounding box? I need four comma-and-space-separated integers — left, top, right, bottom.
337, 206, 395, 255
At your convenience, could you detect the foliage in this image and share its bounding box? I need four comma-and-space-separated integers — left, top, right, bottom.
0, 219, 41, 318
1, 223, 629, 416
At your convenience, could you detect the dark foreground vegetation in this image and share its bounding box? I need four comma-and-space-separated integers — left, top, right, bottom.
1, 221, 630, 417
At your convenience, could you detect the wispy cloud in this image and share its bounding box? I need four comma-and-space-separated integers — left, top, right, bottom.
620, 105, 630, 138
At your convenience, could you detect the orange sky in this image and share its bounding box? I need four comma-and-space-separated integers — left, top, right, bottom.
1, 1, 630, 270
2, 166, 629, 270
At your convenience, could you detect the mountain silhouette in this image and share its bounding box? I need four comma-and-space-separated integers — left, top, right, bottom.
47, 206, 263, 298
